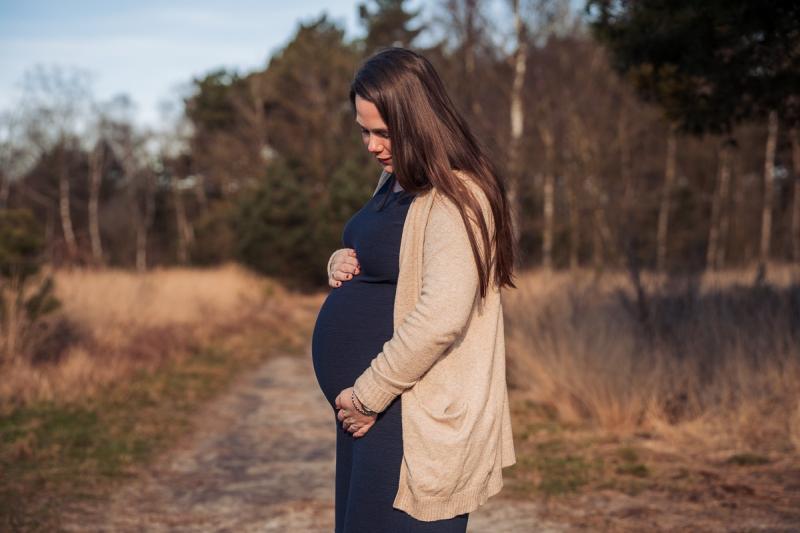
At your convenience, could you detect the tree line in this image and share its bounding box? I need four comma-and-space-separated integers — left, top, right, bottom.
1, 0, 798, 288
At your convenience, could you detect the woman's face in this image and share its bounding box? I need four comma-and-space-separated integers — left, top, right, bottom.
355, 95, 393, 173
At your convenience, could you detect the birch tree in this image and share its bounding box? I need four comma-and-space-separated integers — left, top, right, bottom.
19, 65, 92, 264
506, 0, 528, 250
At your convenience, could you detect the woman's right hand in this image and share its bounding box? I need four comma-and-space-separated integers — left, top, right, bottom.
328, 248, 361, 288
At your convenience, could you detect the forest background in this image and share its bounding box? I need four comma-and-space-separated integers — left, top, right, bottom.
2, 1, 800, 530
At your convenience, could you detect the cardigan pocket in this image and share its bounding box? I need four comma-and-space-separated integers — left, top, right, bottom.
403, 385, 473, 497
409, 375, 468, 423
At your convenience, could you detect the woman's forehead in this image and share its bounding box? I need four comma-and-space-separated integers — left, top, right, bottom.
354, 95, 386, 127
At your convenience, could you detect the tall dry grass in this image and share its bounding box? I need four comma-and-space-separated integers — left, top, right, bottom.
504, 265, 800, 453
0, 263, 316, 408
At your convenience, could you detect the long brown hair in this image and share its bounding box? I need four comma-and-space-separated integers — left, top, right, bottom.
349, 47, 517, 298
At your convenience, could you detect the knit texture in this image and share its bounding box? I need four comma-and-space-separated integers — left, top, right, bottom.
343, 169, 517, 521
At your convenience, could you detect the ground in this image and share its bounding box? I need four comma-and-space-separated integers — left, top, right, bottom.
59, 353, 800, 532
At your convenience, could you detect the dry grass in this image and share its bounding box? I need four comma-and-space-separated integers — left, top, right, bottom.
0, 262, 318, 409
0, 263, 324, 530
504, 264, 800, 454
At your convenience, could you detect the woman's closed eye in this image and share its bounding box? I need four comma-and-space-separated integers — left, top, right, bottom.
361, 127, 389, 139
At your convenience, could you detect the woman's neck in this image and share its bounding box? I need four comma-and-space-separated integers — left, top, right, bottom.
387, 172, 404, 193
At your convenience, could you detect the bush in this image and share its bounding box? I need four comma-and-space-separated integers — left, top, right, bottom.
0, 209, 60, 364
234, 159, 331, 289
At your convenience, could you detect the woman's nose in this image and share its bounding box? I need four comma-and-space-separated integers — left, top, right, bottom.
367, 136, 382, 153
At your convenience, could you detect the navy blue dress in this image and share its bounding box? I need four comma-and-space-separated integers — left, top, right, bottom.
311, 174, 469, 532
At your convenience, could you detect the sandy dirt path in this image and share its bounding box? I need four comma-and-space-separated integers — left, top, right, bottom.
61, 354, 561, 532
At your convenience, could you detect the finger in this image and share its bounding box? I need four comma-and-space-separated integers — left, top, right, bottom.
346, 256, 361, 270
331, 259, 359, 281
333, 270, 355, 282
341, 260, 359, 274
333, 254, 357, 270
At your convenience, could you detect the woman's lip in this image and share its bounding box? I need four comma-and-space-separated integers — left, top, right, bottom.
378, 158, 391, 164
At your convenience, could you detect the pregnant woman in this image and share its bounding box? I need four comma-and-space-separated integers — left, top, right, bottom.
312, 47, 518, 532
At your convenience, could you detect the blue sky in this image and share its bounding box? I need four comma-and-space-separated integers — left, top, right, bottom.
0, 0, 426, 127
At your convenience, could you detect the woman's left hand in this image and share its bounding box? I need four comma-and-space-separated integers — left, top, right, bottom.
335, 387, 377, 438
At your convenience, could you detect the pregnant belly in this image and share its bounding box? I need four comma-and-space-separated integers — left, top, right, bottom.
311, 281, 396, 407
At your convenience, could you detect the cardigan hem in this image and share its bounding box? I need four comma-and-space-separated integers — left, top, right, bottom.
392, 467, 504, 522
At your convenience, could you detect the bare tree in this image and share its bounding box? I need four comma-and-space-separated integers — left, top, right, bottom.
157, 99, 195, 265
20, 65, 93, 264
656, 122, 678, 272
434, 0, 493, 124
756, 110, 779, 281
82, 106, 117, 267
565, 111, 583, 269
526, 0, 576, 270
790, 127, 800, 264
706, 138, 734, 270
618, 106, 633, 209
569, 109, 615, 270
535, 114, 557, 270
87, 141, 104, 265
507, 0, 528, 250
105, 95, 157, 272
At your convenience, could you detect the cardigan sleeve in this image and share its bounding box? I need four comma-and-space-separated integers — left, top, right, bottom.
326, 249, 340, 279
352, 192, 489, 413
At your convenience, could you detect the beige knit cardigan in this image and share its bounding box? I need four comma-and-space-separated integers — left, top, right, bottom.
329, 169, 516, 522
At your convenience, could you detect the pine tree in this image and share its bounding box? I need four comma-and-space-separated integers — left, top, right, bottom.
358, 0, 425, 54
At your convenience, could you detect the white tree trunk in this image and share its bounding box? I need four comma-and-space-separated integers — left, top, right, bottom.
59, 145, 78, 262
507, 0, 527, 252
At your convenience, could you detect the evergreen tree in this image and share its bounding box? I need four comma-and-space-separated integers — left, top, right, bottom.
585, 0, 800, 135
358, 0, 425, 54
262, 14, 361, 192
